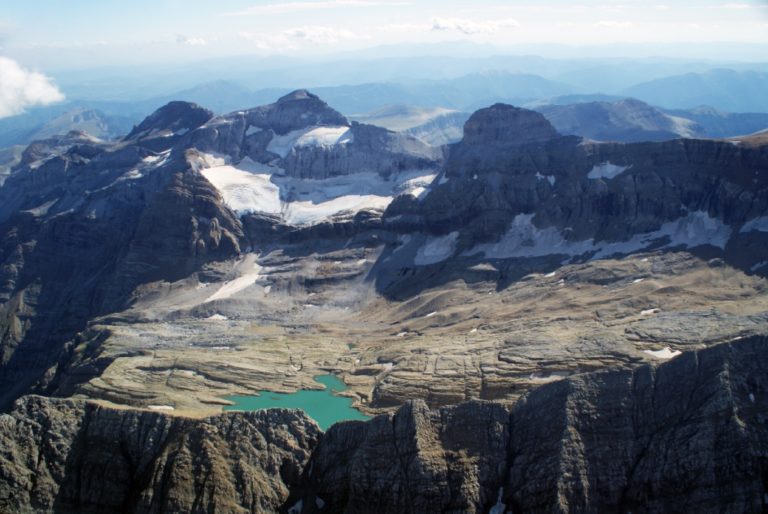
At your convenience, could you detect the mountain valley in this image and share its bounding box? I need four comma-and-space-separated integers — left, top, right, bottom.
0, 84, 767, 512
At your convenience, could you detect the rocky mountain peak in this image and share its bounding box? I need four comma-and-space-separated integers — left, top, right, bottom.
251, 89, 349, 135
276, 89, 319, 103
462, 103, 559, 145
126, 101, 213, 140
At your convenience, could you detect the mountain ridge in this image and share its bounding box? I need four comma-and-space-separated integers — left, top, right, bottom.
0, 91, 766, 421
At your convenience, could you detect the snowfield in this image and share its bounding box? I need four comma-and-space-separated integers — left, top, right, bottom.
415, 231, 459, 265
194, 152, 436, 225
460, 210, 731, 263
267, 126, 353, 158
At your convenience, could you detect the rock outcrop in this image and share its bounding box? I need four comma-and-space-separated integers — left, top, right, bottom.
1, 337, 767, 513
0, 109, 243, 409
126, 101, 214, 141
462, 103, 559, 146
291, 336, 768, 513
379, 102, 768, 297
0, 396, 320, 514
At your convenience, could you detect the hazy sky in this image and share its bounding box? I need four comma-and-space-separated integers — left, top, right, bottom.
2, 0, 768, 70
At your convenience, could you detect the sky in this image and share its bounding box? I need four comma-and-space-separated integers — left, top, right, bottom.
0, 0, 766, 117
1, 0, 767, 70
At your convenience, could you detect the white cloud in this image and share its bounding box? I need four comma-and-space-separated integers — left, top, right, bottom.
282, 26, 364, 43
379, 22, 432, 32
0, 57, 64, 119
431, 17, 520, 35
238, 31, 293, 50
223, 0, 409, 16
176, 35, 208, 46
594, 20, 634, 28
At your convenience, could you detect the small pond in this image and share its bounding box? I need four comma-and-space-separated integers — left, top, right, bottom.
223, 374, 370, 430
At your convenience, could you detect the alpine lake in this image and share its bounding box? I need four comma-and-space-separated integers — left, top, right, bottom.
224, 374, 371, 430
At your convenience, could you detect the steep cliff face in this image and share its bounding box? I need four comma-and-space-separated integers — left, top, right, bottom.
0, 107, 243, 410
1, 337, 766, 513
0, 396, 320, 514
292, 336, 768, 513
379, 102, 768, 297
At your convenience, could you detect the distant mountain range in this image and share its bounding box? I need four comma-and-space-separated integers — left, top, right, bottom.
623, 69, 768, 112
355, 97, 768, 145
2, 68, 768, 150
0, 107, 134, 147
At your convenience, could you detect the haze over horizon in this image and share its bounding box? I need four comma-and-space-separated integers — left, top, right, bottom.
2, 0, 768, 70
1, 0, 768, 120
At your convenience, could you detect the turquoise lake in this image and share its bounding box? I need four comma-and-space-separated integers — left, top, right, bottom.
223, 374, 370, 430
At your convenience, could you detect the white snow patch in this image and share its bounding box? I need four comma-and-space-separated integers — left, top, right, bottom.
466, 211, 731, 261
245, 125, 263, 136
544, 271, 557, 278
425, 311, 437, 318
263, 285, 272, 294
529, 371, 570, 383
206, 314, 228, 321
210, 346, 232, 351
396, 331, 409, 337
176, 370, 201, 378
415, 231, 459, 265
633, 278, 644, 283
749, 393, 756, 403
267, 126, 352, 158
315, 497, 326, 509
148, 405, 175, 411
489, 487, 506, 514
120, 169, 143, 181
467, 214, 594, 259
397, 173, 437, 199
206, 258, 262, 302
588, 162, 631, 180
740, 216, 768, 233
640, 308, 659, 316
23, 199, 57, 217
469, 328, 478, 334
284, 194, 391, 225
143, 151, 170, 165
643, 347, 682, 360
535, 172, 556, 186
381, 362, 394, 371
750, 260, 768, 272
200, 157, 283, 215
